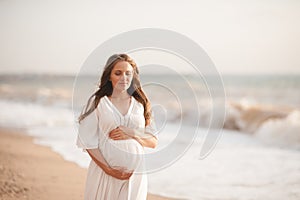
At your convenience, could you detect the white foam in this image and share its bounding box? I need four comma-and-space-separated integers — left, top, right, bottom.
0, 100, 75, 128
254, 110, 300, 149
148, 128, 300, 200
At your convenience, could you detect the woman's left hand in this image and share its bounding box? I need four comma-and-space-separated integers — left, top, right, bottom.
108, 126, 132, 140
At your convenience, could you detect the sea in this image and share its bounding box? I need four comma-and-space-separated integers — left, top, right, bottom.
0, 73, 299, 200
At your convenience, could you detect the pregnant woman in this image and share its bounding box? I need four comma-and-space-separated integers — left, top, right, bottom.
76, 53, 158, 200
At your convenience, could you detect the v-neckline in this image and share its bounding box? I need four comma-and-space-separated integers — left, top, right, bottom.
104, 95, 134, 117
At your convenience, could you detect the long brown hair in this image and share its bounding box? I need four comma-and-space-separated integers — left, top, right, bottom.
78, 53, 151, 126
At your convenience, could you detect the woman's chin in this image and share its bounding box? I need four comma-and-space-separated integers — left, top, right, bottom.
116, 85, 130, 91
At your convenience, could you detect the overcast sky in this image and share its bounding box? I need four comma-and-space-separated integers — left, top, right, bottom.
0, 0, 299, 75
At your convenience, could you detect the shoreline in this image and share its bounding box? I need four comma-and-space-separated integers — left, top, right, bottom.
0, 127, 173, 200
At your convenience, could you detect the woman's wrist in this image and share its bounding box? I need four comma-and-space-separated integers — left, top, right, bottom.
119, 126, 136, 138
102, 165, 112, 174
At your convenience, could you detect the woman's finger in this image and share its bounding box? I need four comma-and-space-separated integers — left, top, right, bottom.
110, 166, 133, 180
110, 130, 122, 136
109, 128, 130, 140
109, 129, 121, 138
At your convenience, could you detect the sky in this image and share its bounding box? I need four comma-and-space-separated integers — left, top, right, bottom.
0, 0, 299, 75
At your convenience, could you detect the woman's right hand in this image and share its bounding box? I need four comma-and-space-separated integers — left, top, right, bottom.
104, 166, 133, 180
109, 127, 132, 141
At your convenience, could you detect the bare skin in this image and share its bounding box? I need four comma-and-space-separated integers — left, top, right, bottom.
109, 126, 157, 148
86, 61, 157, 180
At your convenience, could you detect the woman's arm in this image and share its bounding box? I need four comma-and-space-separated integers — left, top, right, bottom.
86, 148, 132, 180
109, 126, 157, 148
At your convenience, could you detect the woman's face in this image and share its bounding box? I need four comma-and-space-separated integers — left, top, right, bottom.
110, 61, 134, 92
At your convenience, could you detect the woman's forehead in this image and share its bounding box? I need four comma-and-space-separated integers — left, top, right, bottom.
113, 61, 133, 71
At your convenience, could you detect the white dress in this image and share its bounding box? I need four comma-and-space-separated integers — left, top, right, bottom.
76, 96, 157, 200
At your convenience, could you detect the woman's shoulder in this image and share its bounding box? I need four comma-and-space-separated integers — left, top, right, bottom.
99, 95, 107, 102
95, 96, 107, 109
132, 97, 144, 110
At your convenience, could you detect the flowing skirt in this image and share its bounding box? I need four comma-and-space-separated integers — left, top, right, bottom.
84, 139, 147, 200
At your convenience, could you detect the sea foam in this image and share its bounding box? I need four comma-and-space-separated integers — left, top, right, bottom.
254, 110, 300, 149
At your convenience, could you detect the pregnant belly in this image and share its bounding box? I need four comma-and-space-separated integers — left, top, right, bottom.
101, 139, 144, 171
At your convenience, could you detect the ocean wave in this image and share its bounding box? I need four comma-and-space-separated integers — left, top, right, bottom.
0, 84, 72, 105
254, 110, 300, 149
224, 101, 293, 133
0, 100, 75, 128
219, 100, 300, 148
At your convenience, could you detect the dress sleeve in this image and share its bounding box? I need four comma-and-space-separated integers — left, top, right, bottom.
145, 112, 159, 138
76, 108, 100, 151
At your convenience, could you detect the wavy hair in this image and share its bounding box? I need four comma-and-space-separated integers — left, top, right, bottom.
78, 53, 151, 126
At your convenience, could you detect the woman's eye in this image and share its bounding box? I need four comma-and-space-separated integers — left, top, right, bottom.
115, 72, 121, 76
126, 72, 132, 75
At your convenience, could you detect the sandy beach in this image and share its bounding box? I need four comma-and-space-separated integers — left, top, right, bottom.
0, 127, 172, 200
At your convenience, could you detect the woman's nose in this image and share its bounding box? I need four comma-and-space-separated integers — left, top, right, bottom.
120, 73, 126, 80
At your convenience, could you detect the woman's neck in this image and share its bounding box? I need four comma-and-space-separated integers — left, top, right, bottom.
110, 90, 130, 99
